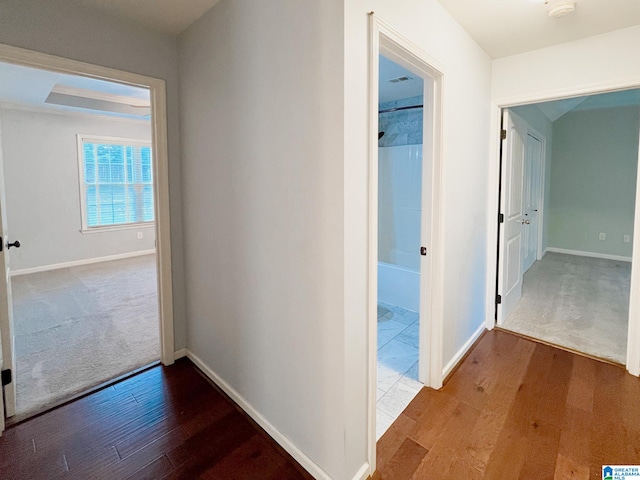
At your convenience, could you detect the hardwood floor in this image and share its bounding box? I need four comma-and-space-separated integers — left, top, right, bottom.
3, 330, 638, 479
0, 359, 313, 479
373, 329, 640, 480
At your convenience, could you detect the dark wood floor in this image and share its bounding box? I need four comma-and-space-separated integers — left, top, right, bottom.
373, 329, 640, 479
0, 358, 313, 479
4, 331, 638, 480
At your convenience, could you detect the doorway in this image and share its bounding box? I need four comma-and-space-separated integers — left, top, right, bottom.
1, 62, 160, 420
368, 17, 445, 467
375, 54, 424, 439
0, 45, 174, 431
496, 90, 640, 365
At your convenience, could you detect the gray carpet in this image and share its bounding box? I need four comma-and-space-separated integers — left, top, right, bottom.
502, 252, 630, 364
12, 254, 159, 418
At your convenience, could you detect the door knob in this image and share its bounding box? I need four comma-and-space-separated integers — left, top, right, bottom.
7, 240, 20, 249
521, 219, 530, 225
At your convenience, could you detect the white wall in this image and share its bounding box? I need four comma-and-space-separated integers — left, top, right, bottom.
346, 0, 492, 395
178, 1, 348, 478
378, 145, 422, 271
493, 25, 640, 103
0, 0, 186, 348
0, 108, 155, 271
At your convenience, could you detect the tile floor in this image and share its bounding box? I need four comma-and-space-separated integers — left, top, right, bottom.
376, 302, 422, 440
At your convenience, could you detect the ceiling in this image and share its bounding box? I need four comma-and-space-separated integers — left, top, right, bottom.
70, 1, 640, 58
76, 0, 221, 36
0, 61, 150, 119
436, 0, 640, 58
379, 56, 424, 104
515, 88, 640, 122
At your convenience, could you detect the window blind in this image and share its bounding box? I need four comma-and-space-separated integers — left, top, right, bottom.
79, 137, 154, 229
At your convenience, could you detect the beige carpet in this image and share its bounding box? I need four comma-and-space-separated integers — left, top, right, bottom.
502, 252, 630, 364
11, 254, 159, 418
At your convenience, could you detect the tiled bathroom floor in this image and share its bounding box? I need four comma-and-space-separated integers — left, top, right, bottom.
376, 302, 422, 440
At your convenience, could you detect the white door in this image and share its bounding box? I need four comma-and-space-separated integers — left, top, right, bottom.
521, 134, 542, 273
497, 110, 527, 324
0, 120, 17, 432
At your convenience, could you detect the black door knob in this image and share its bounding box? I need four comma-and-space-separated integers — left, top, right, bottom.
7, 240, 20, 249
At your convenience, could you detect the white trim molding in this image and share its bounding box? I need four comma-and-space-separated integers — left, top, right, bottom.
173, 348, 187, 360
0, 43, 175, 366
627, 127, 640, 376
546, 247, 632, 263
185, 350, 332, 480
442, 323, 485, 379
10, 249, 156, 276
368, 13, 447, 475
352, 463, 372, 480
494, 76, 640, 110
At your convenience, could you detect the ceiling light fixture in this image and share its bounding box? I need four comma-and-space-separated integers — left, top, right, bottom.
545, 0, 576, 18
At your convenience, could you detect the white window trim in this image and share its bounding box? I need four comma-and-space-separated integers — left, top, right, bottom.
77, 134, 155, 232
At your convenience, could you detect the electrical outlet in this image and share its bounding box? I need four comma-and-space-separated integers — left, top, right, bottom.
137, 232, 143, 240
624, 235, 631, 243
599, 232, 606, 241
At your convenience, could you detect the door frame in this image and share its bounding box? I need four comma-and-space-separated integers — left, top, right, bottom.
486, 82, 640, 377
0, 45, 175, 375
368, 14, 445, 472
526, 129, 547, 263
495, 114, 547, 327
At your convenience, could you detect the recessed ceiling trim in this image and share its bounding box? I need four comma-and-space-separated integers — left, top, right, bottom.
50, 84, 150, 107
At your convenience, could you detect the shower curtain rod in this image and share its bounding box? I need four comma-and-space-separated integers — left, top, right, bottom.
378, 104, 423, 114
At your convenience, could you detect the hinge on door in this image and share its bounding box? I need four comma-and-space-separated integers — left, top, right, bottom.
420, 246, 427, 256
498, 213, 504, 224
496, 294, 502, 305
501, 129, 507, 140
0, 236, 3, 252
1, 369, 11, 386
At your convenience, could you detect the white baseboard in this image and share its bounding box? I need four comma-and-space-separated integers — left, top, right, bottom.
352, 462, 371, 480
185, 349, 332, 480
546, 247, 631, 262
442, 323, 486, 379
10, 249, 156, 276
173, 348, 187, 360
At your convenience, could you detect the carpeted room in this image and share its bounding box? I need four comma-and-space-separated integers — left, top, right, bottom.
501, 94, 639, 364
0, 68, 162, 419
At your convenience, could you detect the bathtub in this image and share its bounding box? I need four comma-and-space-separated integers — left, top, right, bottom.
377, 261, 420, 312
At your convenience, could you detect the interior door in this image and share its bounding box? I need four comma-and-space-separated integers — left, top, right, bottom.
497, 110, 527, 324
0, 120, 16, 431
522, 134, 542, 273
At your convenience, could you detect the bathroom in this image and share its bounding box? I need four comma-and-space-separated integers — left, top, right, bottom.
376, 55, 425, 438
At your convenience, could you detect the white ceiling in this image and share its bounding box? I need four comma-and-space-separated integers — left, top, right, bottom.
76, 0, 222, 36
0, 61, 150, 119
436, 0, 640, 58
69, 0, 640, 58
379, 56, 424, 104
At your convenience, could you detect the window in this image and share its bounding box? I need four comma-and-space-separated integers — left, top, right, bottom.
78, 135, 154, 230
